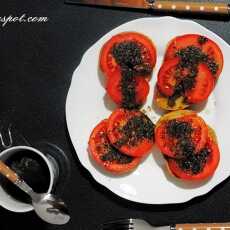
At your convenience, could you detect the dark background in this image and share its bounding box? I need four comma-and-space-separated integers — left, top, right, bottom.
0, 1, 230, 229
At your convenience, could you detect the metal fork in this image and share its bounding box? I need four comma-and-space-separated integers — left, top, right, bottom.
101, 218, 230, 230
0, 124, 31, 151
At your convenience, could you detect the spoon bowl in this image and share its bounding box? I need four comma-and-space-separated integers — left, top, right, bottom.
32, 193, 70, 225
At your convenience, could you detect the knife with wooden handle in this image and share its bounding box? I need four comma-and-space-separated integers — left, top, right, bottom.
66, 0, 230, 16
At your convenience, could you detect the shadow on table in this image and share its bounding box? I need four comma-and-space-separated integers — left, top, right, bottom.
65, 125, 230, 213
0, 209, 47, 229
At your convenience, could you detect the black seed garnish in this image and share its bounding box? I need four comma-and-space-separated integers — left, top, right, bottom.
206, 58, 218, 75
166, 119, 211, 174
177, 138, 195, 157
166, 46, 203, 106
176, 46, 206, 68
180, 76, 196, 91
97, 131, 134, 164
167, 120, 193, 139
115, 114, 155, 148
111, 41, 151, 109
198, 36, 208, 45
120, 68, 139, 110
178, 147, 211, 174
133, 62, 152, 75
168, 76, 196, 106
176, 45, 219, 75
100, 144, 133, 164
167, 44, 219, 106
112, 41, 142, 69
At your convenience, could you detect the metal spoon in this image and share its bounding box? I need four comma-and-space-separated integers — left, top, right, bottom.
0, 160, 70, 225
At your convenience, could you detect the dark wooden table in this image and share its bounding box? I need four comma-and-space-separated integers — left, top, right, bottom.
1, 1, 230, 229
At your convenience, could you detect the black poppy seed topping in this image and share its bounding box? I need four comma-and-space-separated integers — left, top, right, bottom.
111, 41, 151, 109
176, 139, 195, 157
120, 68, 140, 110
166, 119, 210, 174
167, 120, 193, 139
167, 46, 201, 106
176, 46, 205, 68
206, 58, 219, 75
168, 45, 218, 106
112, 41, 142, 69
178, 147, 211, 174
166, 119, 194, 159
115, 114, 155, 148
176, 45, 218, 75
198, 36, 208, 45
100, 143, 133, 164
133, 62, 152, 76
168, 76, 197, 106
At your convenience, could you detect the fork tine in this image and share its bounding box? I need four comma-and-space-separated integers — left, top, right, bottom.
103, 219, 131, 226
0, 124, 13, 149
102, 227, 131, 230
102, 219, 133, 230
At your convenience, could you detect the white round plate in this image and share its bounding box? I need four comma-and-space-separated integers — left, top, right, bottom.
66, 17, 230, 204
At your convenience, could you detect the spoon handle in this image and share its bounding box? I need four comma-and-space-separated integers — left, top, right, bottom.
0, 160, 18, 183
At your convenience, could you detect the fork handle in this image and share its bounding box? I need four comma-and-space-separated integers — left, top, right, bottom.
176, 223, 230, 230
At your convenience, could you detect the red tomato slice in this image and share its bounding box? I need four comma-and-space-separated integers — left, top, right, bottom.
185, 64, 214, 104
202, 39, 224, 78
165, 34, 223, 79
165, 34, 201, 61
155, 113, 208, 158
100, 32, 157, 79
167, 135, 220, 181
107, 109, 155, 157
157, 58, 215, 103
88, 119, 140, 174
106, 70, 150, 108
157, 58, 180, 96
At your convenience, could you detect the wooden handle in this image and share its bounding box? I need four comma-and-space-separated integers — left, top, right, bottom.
176, 223, 230, 230
0, 161, 19, 183
151, 1, 230, 15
